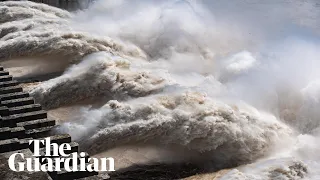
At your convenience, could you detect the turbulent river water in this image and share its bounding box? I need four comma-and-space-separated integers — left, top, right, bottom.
1, 0, 320, 179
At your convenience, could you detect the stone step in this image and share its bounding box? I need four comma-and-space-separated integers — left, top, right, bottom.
0, 80, 19, 88
35, 142, 79, 164
2, 97, 34, 108
0, 127, 11, 140
38, 143, 84, 168
38, 142, 79, 158
0, 86, 22, 95
0, 75, 12, 82
0, 148, 54, 180
49, 164, 99, 180
48, 134, 72, 145
2, 110, 47, 127
0, 106, 9, 116
65, 142, 79, 154
31, 134, 72, 149
59, 152, 90, 169
0, 138, 21, 153
17, 118, 55, 130
9, 104, 42, 115
25, 126, 54, 139
0, 91, 30, 101
0, 127, 26, 140
19, 137, 34, 149
44, 134, 72, 145
11, 126, 26, 139
0, 71, 9, 76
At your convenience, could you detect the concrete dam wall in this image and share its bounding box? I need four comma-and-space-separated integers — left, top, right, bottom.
0, 67, 105, 179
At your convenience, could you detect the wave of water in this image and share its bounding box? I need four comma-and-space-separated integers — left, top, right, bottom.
1, 0, 320, 179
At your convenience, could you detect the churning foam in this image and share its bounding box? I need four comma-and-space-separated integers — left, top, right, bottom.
0, 1, 145, 63
2, 0, 320, 179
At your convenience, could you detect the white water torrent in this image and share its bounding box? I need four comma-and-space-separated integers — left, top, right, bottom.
1, 0, 320, 179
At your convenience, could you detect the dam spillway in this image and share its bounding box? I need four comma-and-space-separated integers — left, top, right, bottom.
0, 67, 105, 180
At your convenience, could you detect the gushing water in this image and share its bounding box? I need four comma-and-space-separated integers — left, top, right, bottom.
1, 0, 320, 179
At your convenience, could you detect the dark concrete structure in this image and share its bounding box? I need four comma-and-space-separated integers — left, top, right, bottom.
0, 149, 53, 180
0, 67, 105, 180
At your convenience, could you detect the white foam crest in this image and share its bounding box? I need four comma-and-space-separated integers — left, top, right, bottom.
0, 18, 69, 39
0, 1, 70, 24
30, 52, 166, 109
2, 1, 320, 178
0, 1, 145, 64
220, 158, 307, 180
58, 92, 291, 168
0, 30, 144, 62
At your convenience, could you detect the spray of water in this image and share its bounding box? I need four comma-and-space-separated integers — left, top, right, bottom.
2, 0, 320, 179
0, 1, 144, 64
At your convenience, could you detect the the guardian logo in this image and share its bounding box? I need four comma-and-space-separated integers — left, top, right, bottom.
8, 138, 115, 172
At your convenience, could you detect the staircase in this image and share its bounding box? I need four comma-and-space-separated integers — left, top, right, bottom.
0, 67, 105, 180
